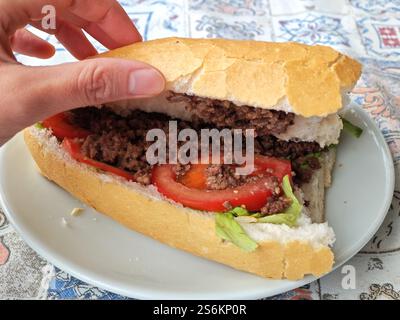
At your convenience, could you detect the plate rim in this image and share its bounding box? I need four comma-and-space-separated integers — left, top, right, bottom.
0, 106, 395, 300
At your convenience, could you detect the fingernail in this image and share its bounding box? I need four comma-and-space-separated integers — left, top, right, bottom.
129, 68, 165, 96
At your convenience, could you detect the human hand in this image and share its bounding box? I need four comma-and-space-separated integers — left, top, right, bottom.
0, 0, 165, 146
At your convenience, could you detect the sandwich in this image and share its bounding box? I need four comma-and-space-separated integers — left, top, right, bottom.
24, 38, 362, 280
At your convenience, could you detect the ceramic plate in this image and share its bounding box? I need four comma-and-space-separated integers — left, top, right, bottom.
0, 105, 394, 299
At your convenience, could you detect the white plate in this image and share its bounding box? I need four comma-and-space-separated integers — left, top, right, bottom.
0, 106, 394, 300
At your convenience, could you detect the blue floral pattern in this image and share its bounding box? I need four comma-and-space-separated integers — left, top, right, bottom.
47, 268, 130, 300
277, 14, 350, 46
349, 0, 400, 15
195, 15, 264, 39
190, 0, 268, 16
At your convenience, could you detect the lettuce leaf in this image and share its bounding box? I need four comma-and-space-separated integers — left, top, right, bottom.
229, 207, 250, 217
342, 118, 363, 138
215, 212, 258, 252
35, 122, 45, 130
215, 175, 302, 251
257, 175, 302, 227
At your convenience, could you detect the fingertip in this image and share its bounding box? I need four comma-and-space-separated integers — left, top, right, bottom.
11, 29, 57, 59
130, 27, 143, 43
40, 44, 56, 59
71, 46, 99, 60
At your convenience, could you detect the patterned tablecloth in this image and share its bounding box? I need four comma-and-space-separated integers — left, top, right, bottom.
1, 0, 399, 300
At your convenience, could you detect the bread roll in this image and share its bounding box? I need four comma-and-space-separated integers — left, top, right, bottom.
98, 37, 361, 118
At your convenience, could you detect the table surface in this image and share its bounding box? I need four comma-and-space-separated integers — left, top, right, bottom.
1, 0, 399, 300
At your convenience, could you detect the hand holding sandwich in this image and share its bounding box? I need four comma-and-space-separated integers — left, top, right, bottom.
0, 0, 165, 146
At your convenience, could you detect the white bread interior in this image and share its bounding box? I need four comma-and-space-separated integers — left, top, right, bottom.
24, 126, 335, 280
97, 37, 362, 118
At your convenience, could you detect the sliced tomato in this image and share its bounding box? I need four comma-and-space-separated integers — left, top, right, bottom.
251, 155, 292, 181
153, 165, 275, 212
43, 113, 91, 139
62, 138, 136, 181
179, 155, 292, 191
178, 164, 208, 189
154, 155, 292, 212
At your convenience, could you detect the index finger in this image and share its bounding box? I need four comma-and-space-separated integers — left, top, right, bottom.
4, 0, 142, 47
67, 0, 142, 48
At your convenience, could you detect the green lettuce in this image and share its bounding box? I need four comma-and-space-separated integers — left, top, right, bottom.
215, 212, 258, 252
215, 175, 302, 251
342, 118, 363, 138
229, 207, 250, 217
257, 175, 302, 227
35, 122, 45, 130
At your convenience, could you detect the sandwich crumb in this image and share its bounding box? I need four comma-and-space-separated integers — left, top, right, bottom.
70, 207, 84, 217
61, 217, 69, 227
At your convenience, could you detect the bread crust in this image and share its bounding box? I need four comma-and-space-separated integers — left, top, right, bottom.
24, 129, 334, 280
98, 37, 361, 118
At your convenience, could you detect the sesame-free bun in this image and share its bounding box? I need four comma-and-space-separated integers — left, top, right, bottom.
98, 37, 362, 118
24, 126, 335, 280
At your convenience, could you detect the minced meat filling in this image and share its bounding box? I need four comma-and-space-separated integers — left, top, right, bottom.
260, 195, 293, 215
205, 168, 291, 215
174, 163, 268, 191
166, 92, 295, 136
69, 106, 322, 215
205, 165, 261, 190
255, 135, 322, 185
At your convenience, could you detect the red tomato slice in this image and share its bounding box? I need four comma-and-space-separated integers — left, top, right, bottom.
252, 156, 292, 181
178, 164, 208, 189
153, 164, 280, 212
43, 113, 91, 139
179, 155, 292, 191
62, 138, 136, 181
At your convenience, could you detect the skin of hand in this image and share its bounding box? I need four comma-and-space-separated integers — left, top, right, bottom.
0, 0, 166, 146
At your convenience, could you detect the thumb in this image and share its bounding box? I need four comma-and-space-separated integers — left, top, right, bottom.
12, 58, 165, 122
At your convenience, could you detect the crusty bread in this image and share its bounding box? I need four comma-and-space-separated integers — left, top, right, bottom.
98, 37, 361, 118
24, 127, 335, 280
